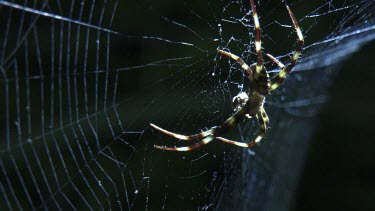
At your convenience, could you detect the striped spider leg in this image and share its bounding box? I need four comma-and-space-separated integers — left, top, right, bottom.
268, 5, 305, 91
150, 0, 303, 151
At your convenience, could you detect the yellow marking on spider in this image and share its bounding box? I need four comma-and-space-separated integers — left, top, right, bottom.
253, 13, 260, 28
254, 135, 263, 143
176, 147, 190, 151
201, 130, 214, 137
218, 49, 239, 60
154, 136, 214, 151
255, 41, 261, 52
255, 65, 262, 74
150, 123, 194, 140
279, 70, 287, 78
231, 54, 240, 60
153, 145, 190, 151
216, 137, 250, 148
270, 83, 279, 91
227, 116, 236, 125
296, 27, 304, 41
293, 51, 301, 61
242, 63, 250, 70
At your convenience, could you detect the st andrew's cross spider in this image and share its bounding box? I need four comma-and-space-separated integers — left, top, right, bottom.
150, 0, 304, 151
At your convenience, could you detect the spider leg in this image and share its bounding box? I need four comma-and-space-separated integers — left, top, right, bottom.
150, 123, 214, 141
154, 136, 214, 151
250, 0, 270, 95
216, 107, 269, 148
250, 0, 263, 76
269, 5, 304, 92
266, 53, 285, 70
259, 107, 269, 129
217, 49, 254, 81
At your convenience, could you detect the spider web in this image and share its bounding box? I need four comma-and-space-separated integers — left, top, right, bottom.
0, 0, 374, 210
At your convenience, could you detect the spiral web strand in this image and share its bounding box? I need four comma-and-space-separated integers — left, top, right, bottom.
1, 0, 375, 210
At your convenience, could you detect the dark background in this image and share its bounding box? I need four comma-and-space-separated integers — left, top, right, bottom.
1, 0, 374, 210
294, 41, 375, 211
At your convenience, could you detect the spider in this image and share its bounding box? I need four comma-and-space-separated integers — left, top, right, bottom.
150, 0, 304, 151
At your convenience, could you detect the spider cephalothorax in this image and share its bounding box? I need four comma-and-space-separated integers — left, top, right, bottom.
150, 0, 304, 151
